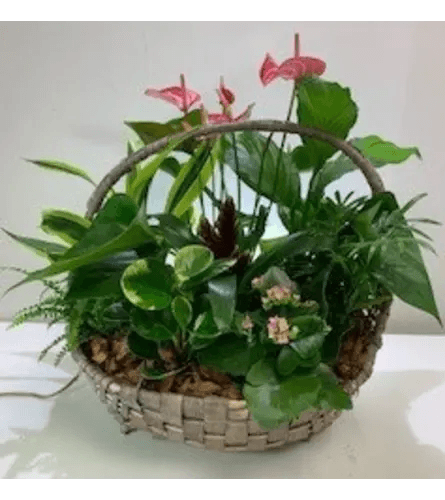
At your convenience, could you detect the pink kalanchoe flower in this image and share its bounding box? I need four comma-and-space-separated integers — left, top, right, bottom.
267, 316, 290, 345
259, 34, 326, 86
144, 74, 201, 114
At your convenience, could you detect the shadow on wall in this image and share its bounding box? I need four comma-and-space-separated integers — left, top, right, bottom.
1, 369, 445, 478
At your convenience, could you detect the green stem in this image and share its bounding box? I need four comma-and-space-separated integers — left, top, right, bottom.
266, 79, 299, 216
231, 132, 241, 210
251, 132, 274, 232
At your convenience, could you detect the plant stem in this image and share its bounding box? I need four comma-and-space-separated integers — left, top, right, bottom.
251, 132, 274, 232
266, 79, 299, 216
231, 132, 241, 211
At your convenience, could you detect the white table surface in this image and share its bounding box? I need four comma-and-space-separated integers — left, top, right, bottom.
1, 322, 445, 479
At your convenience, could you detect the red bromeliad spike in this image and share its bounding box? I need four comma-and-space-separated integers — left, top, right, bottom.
144, 74, 201, 113
259, 35, 326, 86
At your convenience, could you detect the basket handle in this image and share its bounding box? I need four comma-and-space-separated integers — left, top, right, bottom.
85, 119, 385, 219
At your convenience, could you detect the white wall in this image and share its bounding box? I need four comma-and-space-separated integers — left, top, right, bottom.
0, 21, 443, 333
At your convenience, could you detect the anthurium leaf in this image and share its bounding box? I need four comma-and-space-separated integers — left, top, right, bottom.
208, 274, 237, 331
149, 214, 199, 249
171, 295, 193, 331
311, 135, 421, 196
65, 251, 137, 300
121, 258, 173, 311
40, 209, 91, 245
174, 244, 214, 280
2, 228, 68, 261
224, 132, 300, 209
198, 335, 266, 376
26, 159, 96, 186
6, 195, 156, 293
131, 308, 176, 342
293, 78, 358, 171
166, 139, 222, 218
126, 136, 186, 207
126, 331, 158, 359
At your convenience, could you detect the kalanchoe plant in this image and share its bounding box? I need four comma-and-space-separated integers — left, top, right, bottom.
3, 34, 442, 431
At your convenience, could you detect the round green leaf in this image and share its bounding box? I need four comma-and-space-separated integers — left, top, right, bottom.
130, 308, 176, 342
171, 295, 193, 330
126, 332, 158, 359
276, 347, 300, 377
174, 244, 214, 279
121, 258, 172, 310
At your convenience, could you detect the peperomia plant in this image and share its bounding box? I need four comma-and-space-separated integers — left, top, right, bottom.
3, 34, 441, 430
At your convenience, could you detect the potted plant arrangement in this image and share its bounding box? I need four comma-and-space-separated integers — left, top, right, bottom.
3, 34, 441, 452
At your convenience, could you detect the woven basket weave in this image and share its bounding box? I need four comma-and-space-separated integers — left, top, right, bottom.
72, 120, 391, 452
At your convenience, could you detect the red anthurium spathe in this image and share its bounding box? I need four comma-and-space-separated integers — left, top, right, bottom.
144, 74, 201, 113
208, 78, 254, 124
259, 35, 326, 86
216, 77, 236, 110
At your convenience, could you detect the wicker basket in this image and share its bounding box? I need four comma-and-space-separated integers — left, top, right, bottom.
72, 120, 391, 452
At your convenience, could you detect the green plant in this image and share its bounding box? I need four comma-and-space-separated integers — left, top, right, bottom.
3, 34, 441, 431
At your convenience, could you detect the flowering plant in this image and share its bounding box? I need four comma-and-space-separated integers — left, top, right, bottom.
3, 34, 441, 430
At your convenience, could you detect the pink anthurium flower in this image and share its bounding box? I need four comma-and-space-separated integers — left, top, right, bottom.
259, 35, 326, 86
207, 77, 254, 124
144, 74, 201, 113
216, 77, 235, 110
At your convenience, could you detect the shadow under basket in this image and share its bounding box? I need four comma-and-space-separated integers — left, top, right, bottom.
71, 303, 390, 452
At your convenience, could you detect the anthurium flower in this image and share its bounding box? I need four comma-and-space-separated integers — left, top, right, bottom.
217, 77, 235, 109
144, 74, 201, 113
259, 35, 326, 86
207, 103, 254, 124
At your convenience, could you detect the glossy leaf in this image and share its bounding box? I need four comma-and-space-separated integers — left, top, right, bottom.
198, 335, 266, 376
126, 136, 186, 207
6, 195, 156, 292
174, 244, 214, 280
181, 258, 237, 290
171, 295, 193, 330
310, 135, 422, 196
2, 228, 68, 261
293, 78, 358, 171
40, 209, 91, 245
121, 258, 173, 311
65, 251, 137, 300
224, 132, 300, 209
26, 159, 95, 186
166, 139, 222, 218
127, 331, 158, 359
125, 109, 202, 154
131, 308, 176, 341
208, 274, 237, 331
192, 310, 219, 338
150, 213, 199, 249
276, 346, 300, 377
